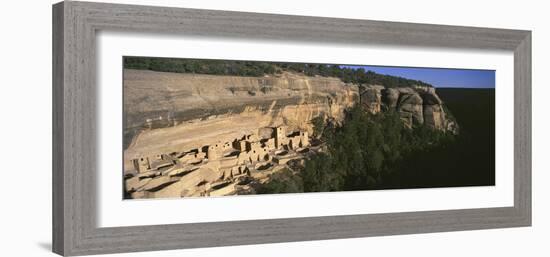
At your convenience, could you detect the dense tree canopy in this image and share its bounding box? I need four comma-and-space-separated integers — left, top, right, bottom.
259, 106, 457, 193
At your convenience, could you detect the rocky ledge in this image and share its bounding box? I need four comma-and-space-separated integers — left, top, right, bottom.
359, 85, 459, 133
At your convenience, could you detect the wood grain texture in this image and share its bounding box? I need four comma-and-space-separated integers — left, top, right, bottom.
52, 2, 65, 255
514, 32, 532, 224
52, 1, 532, 256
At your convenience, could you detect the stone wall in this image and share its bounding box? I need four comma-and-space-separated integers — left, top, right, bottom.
125, 126, 314, 199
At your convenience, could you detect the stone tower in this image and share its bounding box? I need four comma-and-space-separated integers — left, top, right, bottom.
134, 157, 150, 173
301, 131, 310, 147
207, 143, 221, 160
274, 126, 287, 149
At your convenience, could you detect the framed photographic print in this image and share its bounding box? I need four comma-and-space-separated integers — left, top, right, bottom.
52, 1, 531, 256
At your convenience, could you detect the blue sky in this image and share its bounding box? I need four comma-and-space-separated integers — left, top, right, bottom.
341, 65, 495, 88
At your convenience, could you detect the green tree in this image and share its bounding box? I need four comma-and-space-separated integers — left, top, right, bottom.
311, 115, 325, 138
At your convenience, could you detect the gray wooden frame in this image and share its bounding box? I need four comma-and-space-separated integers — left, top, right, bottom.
52, 1, 531, 256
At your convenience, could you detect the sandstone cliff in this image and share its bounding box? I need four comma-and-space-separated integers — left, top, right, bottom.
124, 69, 358, 129
124, 69, 358, 171
359, 85, 458, 133
124, 70, 458, 172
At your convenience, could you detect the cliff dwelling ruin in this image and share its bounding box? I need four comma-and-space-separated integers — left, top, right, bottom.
125, 126, 318, 199
122, 68, 459, 199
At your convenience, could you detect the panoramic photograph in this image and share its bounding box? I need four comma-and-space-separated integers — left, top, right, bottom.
122, 57, 495, 199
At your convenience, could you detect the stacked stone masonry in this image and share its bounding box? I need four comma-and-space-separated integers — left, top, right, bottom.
125, 126, 316, 199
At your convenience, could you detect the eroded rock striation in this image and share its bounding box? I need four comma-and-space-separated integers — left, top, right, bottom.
359, 85, 458, 133
123, 70, 358, 198
124, 69, 358, 134
123, 70, 458, 199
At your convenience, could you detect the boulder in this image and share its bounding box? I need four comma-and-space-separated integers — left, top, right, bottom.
382, 88, 400, 109
423, 104, 444, 129
397, 93, 424, 126
360, 88, 382, 113
396, 87, 416, 94
363, 84, 458, 133
422, 91, 443, 105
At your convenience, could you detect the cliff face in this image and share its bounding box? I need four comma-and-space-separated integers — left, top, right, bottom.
123, 69, 358, 171
124, 69, 358, 130
124, 70, 458, 172
360, 85, 458, 133
123, 70, 462, 198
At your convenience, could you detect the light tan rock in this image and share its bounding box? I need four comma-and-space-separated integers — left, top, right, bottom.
360, 84, 456, 132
